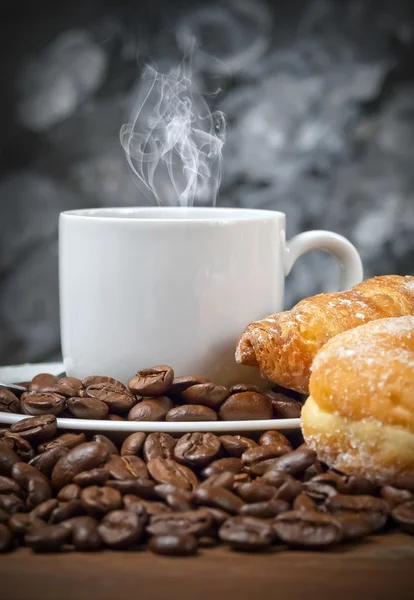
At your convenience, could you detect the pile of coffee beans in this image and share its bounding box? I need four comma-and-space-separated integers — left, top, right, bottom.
0, 413, 413, 555
0, 366, 303, 421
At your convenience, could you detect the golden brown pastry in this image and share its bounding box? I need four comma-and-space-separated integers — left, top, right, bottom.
236, 275, 414, 393
301, 316, 414, 487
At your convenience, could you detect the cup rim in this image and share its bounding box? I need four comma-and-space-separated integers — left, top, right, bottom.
60, 206, 286, 222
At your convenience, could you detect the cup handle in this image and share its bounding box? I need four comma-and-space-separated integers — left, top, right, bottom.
284, 230, 363, 290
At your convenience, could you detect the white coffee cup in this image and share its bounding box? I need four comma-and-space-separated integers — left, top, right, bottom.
59, 207, 363, 385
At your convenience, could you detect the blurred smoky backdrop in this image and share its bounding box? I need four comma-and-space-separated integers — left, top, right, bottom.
0, 0, 413, 365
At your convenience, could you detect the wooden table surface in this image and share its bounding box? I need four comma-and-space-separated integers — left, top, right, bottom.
1, 532, 414, 600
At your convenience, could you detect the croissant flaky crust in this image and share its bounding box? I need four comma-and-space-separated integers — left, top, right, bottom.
235, 275, 414, 393
302, 316, 414, 487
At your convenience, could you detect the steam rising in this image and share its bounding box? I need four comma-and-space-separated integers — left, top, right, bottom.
120, 60, 226, 206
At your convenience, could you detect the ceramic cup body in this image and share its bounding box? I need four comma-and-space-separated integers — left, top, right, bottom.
59, 207, 363, 385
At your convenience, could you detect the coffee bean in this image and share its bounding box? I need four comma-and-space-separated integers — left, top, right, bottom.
50, 377, 83, 398
38, 433, 87, 453
92, 435, 119, 456
3, 433, 35, 461
165, 491, 194, 512
128, 397, 173, 421
29, 446, 69, 478
49, 500, 84, 524
229, 384, 260, 394
219, 516, 274, 551
154, 483, 193, 501
25, 523, 71, 552
333, 513, 373, 541
302, 481, 338, 504
12, 462, 52, 510
105, 455, 148, 480
241, 443, 293, 469
240, 498, 290, 518
219, 392, 273, 421
302, 462, 325, 481
0, 475, 22, 496
8, 513, 45, 536
149, 533, 198, 556
29, 374, 59, 392
200, 472, 234, 491
199, 536, 218, 547
121, 432, 146, 457
20, 392, 66, 416
98, 510, 144, 549
9, 415, 57, 444
0, 493, 25, 514
263, 391, 302, 419
67, 397, 109, 419
143, 433, 177, 461
180, 383, 229, 410
123, 495, 162, 519
166, 405, 217, 422
107, 414, 125, 421
63, 516, 101, 551
389, 473, 414, 493
81, 376, 125, 391
258, 431, 293, 449
391, 501, 414, 534
0, 508, 10, 523
274, 511, 343, 549
274, 479, 302, 502
293, 494, 318, 512
236, 482, 275, 503
336, 476, 379, 496
263, 448, 317, 477
85, 383, 137, 413
57, 484, 81, 502
0, 523, 13, 552
51, 442, 109, 489
80, 486, 122, 517
309, 472, 342, 488
219, 435, 257, 458
128, 366, 174, 396
147, 458, 198, 491
73, 468, 110, 487
326, 495, 390, 531
31, 499, 59, 520
147, 510, 212, 537
106, 478, 157, 500
202, 458, 243, 478
174, 433, 221, 468
169, 376, 208, 396
381, 486, 414, 507
203, 507, 230, 527
0, 440, 22, 475
194, 486, 243, 515
0, 389, 21, 413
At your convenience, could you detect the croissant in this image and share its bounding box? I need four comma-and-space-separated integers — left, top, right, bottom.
235, 275, 414, 393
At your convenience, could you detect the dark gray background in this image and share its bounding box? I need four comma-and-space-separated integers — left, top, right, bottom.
0, 0, 413, 366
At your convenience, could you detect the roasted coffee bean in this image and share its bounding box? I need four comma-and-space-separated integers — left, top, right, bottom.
194, 486, 243, 515
199, 536, 218, 547
63, 516, 101, 551
168, 375, 208, 396
106, 478, 157, 500
202, 458, 243, 479
121, 432, 146, 457
0, 523, 13, 552
38, 433, 87, 453
234, 473, 251, 484
0, 429, 7, 438
166, 405, 217, 422
302, 481, 338, 503
274, 479, 302, 502
49, 500, 83, 524
381, 486, 414, 507
203, 507, 230, 527
303, 462, 325, 481
165, 491, 193, 512
236, 482, 275, 503
20, 392, 66, 416
123, 495, 162, 519
29, 446, 69, 478
219, 516, 274, 551
128, 397, 173, 421
3, 433, 35, 462
0, 475, 22, 496
0, 389, 21, 413
309, 472, 342, 488
149, 533, 198, 556
57, 484, 81, 502
9, 415, 57, 444
261, 470, 293, 489
219, 392, 273, 421
147, 510, 212, 537
0, 440, 22, 475
50, 377, 83, 398
107, 414, 125, 421
240, 498, 289, 518
293, 494, 318, 512
263, 448, 317, 477
92, 435, 119, 456
128, 365, 174, 396
67, 397, 109, 419
274, 511, 343, 549
391, 501, 414, 534
81, 376, 124, 390
8, 513, 45, 536
200, 472, 234, 491
180, 383, 229, 409
154, 483, 193, 501
73, 468, 110, 487
12, 462, 52, 510
25, 523, 71, 552
143, 433, 176, 461
31, 499, 59, 520
105, 455, 148, 480
0, 493, 25, 514
98, 509, 144, 549
51, 442, 109, 489
333, 513, 373, 541
390, 472, 414, 493
147, 458, 198, 491
326, 495, 390, 531
174, 433, 221, 468
241, 443, 293, 468
258, 431, 293, 449
80, 486, 123, 517
229, 384, 260, 395
336, 476, 379, 496
219, 435, 257, 458
29, 374, 58, 392
263, 391, 302, 419
84, 381, 137, 414
0, 507, 9, 523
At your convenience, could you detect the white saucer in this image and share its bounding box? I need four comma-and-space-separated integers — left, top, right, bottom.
0, 363, 301, 433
